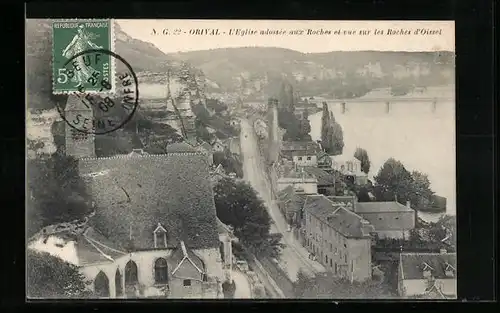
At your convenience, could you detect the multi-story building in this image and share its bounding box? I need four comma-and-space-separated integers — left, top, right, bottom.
398, 250, 457, 299
330, 154, 368, 185
353, 201, 416, 240
280, 141, 322, 160
302, 195, 375, 282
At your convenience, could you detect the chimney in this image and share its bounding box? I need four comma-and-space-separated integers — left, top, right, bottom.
406, 200, 411, 208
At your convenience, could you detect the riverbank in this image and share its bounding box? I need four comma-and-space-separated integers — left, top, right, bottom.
308, 99, 456, 217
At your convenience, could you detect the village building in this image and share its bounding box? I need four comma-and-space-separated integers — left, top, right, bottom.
276, 166, 318, 195
352, 201, 416, 240
302, 166, 336, 196
330, 154, 368, 185
276, 185, 308, 227
28, 95, 228, 299
291, 150, 318, 167
398, 250, 457, 299
302, 195, 375, 282
280, 141, 322, 160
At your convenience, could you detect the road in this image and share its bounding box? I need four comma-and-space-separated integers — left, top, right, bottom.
239, 119, 325, 281
232, 270, 252, 298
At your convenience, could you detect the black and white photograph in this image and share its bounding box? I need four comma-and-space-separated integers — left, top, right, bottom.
26, 19, 456, 299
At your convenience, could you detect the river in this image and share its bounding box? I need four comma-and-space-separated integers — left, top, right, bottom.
307, 89, 455, 222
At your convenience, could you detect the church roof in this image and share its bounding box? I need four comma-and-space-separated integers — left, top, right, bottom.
78, 151, 220, 250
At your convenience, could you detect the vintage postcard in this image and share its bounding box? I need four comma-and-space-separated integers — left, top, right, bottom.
26, 19, 456, 300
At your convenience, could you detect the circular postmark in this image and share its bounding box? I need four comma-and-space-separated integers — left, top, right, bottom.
55, 49, 139, 135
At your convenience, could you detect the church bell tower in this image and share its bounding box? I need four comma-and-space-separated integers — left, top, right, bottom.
64, 94, 95, 158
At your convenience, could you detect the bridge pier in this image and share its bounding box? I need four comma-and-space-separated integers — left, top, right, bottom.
341, 102, 346, 114
385, 101, 391, 114
432, 98, 437, 113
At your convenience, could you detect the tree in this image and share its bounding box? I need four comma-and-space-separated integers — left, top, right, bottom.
293, 271, 396, 299
27, 250, 92, 298
373, 159, 435, 211
373, 158, 414, 203
278, 81, 294, 111
329, 122, 344, 155
213, 177, 275, 253
354, 147, 371, 174
409, 171, 434, 210
320, 102, 330, 148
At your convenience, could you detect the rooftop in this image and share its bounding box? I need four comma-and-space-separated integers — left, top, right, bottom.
355, 201, 414, 213
304, 195, 374, 238
78, 151, 220, 251
302, 166, 335, 186
277, 185, 307, 213
281, 141, 321, 153
400, 252, 457, 280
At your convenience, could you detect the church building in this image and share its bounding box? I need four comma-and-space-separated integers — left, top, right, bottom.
28, 95, 230, 299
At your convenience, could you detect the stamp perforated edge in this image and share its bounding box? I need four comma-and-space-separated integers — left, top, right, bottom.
51, 18, 116, 95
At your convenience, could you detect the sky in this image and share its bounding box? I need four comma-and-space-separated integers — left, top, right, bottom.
116, 19, 455, 54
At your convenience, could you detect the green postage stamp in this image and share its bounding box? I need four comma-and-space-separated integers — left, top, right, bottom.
52, 19, 115, 94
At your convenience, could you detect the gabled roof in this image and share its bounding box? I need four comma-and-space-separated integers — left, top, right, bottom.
302, 166, 335, 186
355, 201, 414, 213
281, 141, 321, 153
304, 195, 374, 238
171, 241, 206, 278
399, 252, 457, 280
78, 152, 219, 250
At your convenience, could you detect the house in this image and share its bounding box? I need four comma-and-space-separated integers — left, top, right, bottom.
302, 195, 375, 282
276, 185, 307, 227
398, 251, 457, 299
330, 154, 368, 185
276, 166, 318, 195
28, 95, 226, 299
302, 166, 335, 196
280, 141, 321, 160
353, 201, 416, 240
292, 151, 318, 167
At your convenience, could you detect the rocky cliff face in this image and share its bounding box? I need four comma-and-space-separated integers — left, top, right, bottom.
26, 19, 206, 155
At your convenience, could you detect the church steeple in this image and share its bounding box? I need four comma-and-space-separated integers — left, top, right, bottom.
64, 95, 95, 158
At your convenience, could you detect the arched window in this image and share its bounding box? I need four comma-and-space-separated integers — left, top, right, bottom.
94, 271, 110, 298
154, 258, 168, 284
115, 269, 123, 297
125, 260, 138, 286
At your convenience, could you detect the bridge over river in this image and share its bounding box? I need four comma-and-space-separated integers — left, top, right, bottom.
310, 96, 455, 117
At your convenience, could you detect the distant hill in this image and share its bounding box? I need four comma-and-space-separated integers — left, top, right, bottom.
168, 47, 455, 100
